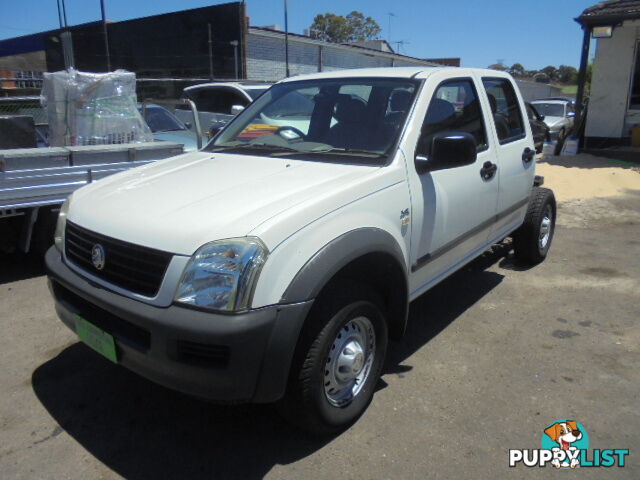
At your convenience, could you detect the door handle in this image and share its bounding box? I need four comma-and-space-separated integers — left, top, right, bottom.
480, 161, 497, 180
522, 147, 535, 163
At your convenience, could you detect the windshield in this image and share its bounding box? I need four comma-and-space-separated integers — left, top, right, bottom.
208, 78, 419, 165
532, 103, 565, 118
141, 106, 186, 132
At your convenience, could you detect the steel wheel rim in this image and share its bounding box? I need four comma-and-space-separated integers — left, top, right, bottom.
539, 205, 552, 250
324, 316, 376, 407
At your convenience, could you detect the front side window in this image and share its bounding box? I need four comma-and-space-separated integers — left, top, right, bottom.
567, 102, 575, 115
483, 78, 525, 144
416, 78, 488, 157
208, 78, 419, 165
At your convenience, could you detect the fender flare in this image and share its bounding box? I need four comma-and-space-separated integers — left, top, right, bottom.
280, 227, 409, 338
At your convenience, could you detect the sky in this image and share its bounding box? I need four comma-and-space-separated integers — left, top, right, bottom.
0, 0, 597, 70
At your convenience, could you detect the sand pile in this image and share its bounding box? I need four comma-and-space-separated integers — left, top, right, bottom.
536, 154, 640, 202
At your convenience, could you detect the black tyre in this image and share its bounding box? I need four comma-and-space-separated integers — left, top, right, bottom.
279, 282, 388, 435
512, 187, 556, 265
32, 207, 58, 256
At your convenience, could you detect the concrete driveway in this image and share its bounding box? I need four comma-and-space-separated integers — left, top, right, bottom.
1, 155, 638, 479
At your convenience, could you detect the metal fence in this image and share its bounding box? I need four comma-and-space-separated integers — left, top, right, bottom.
0, 96, 46, 125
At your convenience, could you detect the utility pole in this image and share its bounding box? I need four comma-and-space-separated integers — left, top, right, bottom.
207, 23, 214, 80
100, 0, 111, 71
284, 0, 290, 77
230, 40, 239, 79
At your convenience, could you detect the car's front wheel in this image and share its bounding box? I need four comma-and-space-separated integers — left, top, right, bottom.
279, 282, 388, 434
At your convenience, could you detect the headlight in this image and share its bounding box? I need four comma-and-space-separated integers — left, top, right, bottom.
54, 197, 71, 252
174, 238, 267, 312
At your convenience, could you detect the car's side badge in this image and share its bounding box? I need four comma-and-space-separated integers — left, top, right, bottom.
400, 208, 410, 236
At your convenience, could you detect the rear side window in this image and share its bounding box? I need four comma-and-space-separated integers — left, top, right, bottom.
482, 78, 525, 144
417, 78, 488, 156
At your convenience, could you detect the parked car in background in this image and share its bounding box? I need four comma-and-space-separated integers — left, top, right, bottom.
139, 103, 206, 152
530, 98, 575, 141
526, 102, 550, 153
175, 82, 272, 134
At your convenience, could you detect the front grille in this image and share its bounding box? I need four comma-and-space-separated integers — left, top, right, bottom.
65, 221, 172, 297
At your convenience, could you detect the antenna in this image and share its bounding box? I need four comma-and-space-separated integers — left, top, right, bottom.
387, 12, 395, 43
393, 40, 410, 54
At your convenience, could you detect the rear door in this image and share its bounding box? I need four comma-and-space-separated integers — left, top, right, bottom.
406, 73, 500, 295
478, 75, 536, 240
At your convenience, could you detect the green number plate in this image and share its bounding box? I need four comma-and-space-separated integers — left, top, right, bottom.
74, 315, 118, 363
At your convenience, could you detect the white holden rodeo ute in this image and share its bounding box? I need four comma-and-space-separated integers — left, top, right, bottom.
46, 67, 556, 434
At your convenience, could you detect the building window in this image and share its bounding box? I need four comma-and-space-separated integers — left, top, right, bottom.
630, 43, 640, 109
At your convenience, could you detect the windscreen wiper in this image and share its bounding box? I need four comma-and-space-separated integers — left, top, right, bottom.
210, 143, 299, 154
289, 147, 386, 157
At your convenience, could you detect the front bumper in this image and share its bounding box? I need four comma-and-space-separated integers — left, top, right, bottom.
45, 247, 312, 403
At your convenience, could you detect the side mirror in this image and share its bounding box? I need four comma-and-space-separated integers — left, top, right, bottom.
230, 104, 245, 115
184, 121, 192, 129
415, 132, 477, 174
539, 115, 545, 121
567, 111, 576, 118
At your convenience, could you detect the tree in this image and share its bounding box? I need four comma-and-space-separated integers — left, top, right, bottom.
585, 63, 594, 96
309, 11, 381, 43
508, 63, 525, 77
345, 11, 381, 41
487, 63, 506, 71
540, 66, 558, 82
557, 65, 578, 84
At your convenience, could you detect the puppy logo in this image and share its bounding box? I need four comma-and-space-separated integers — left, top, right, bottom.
509, 419, 629, 468
544, 420, 583, 468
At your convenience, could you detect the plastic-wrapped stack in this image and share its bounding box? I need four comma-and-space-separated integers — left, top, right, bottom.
41, 69, 153, 147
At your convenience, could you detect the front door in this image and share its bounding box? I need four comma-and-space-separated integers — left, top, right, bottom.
408, 75, 500, 297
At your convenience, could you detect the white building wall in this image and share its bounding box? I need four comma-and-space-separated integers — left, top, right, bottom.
247, 30, 434, 82
586, 20, 640, 139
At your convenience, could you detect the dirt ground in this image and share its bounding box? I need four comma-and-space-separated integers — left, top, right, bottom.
537, 152, 640, 202
0, 154, 639, 479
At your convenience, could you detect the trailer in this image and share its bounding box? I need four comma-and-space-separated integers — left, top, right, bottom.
0, 141, 184, 254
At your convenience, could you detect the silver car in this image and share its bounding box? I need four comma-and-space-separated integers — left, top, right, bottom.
530, 98, 575, 140
175, 82, 271, 135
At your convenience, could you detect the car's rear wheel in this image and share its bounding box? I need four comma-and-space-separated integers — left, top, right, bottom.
512, 187, 556, 265
278, 282, 388, 435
